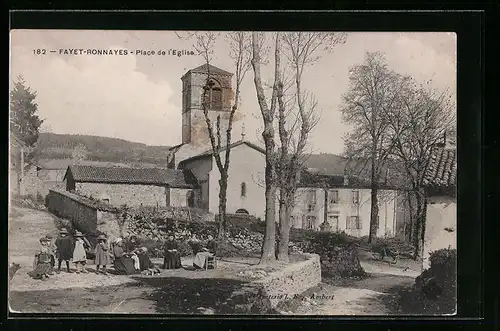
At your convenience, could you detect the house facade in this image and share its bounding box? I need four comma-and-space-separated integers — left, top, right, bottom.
64, 165, 199, 208
422, 135, 457, 269
290, 172, 399, 238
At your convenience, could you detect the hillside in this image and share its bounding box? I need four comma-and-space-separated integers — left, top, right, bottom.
36, 133, 171, 165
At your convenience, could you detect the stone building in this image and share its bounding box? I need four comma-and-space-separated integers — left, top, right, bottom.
422, 132, 457, 269
9, 133, 45, 198
63, 165, 199, 208
290, 171, 400, 238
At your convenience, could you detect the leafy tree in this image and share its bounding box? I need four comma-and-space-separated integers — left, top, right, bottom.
340, 52, 407, 243
10, 75, 43, 161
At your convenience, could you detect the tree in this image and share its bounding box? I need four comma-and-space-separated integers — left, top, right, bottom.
387, 80, 455, 259
250, 32, 281, 264
182, 31, 252, 239
10, 75, 44, 162
274, 32, 345, 262
340, 52, 407, 244
72, 143, 89, 164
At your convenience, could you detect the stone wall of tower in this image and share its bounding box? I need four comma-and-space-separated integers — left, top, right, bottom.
181, 69, 234, 146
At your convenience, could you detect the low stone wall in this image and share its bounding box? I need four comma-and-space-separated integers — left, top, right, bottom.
256, 253, 321, 308
224, 254, 322, 314
46, 189, 118, 235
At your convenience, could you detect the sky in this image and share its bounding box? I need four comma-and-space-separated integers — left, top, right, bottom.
10, 30, 456, 155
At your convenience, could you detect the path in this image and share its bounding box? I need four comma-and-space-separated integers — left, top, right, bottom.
291, 260, 418, 315
9, 206, 61, 268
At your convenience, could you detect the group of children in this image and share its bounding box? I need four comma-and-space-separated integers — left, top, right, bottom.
29, 227, 113, 281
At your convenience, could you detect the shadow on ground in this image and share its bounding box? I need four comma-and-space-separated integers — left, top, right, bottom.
129, 276, 250, 314
9, 275, 250, 314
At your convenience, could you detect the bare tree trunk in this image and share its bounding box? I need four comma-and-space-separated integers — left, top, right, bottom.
278, 190, 291, 262
368, 148, 379, 243
218, 177, 228, 239
261, 152, 277, 263
406, 191, 415, 243
252, 32, 278, 265
412, 193, 425, 260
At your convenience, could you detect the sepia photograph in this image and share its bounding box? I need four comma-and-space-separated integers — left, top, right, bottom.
8, 30, 457, 315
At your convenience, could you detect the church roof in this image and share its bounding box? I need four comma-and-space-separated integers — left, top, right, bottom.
178, 140, 265, 166
64, 165, 199, 188
188, 64, 233, 76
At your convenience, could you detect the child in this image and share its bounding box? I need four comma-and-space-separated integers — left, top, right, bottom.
28, 237, 53, 280
72, 230, 90, 274
55, 227, 74, 273
45, 234, 56, 275
94, 234, 111, 275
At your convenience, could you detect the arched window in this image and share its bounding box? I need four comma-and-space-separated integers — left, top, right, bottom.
240, 182, 247, 198
187, 190, 195, 207
203, 79, 223, 111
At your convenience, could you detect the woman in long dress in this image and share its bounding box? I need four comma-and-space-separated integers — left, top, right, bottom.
193, 235, 216, 269
112, 238, 140, 275
163, 235, 182, 269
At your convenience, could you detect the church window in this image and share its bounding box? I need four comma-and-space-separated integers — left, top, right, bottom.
203, 79, 223, 111
241, 182, 247, 198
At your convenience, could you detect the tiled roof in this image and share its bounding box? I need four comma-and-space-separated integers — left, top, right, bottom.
189, 64, 233, 76
298, 170, 396, 190
423, 147, 457, 188
10, 133, 27, 148
65, 165, 199, 188
178, 140, 265, 165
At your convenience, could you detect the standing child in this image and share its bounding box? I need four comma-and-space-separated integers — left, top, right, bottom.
28, 237, 53, 280
72, 231, 90, 274
94, 234, 111, 275
55, 228, 74, 273
45, 234, 56, 275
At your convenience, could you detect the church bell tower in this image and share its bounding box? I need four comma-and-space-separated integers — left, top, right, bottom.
181, 64, 234, 147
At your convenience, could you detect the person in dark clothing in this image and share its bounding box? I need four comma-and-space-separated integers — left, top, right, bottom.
125, 235, 139, 252
188, 234, 202, 255
55, 228, 74, 273
163, 235, 182, 269
205, 235, 217, 255
28, 237, 53, 280
112, 238, 140, 275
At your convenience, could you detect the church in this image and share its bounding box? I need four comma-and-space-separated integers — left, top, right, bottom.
61, 64, 403, 238
167, 63, 268, 219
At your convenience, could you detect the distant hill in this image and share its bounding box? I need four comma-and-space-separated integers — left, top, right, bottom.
36, 133, 171, 166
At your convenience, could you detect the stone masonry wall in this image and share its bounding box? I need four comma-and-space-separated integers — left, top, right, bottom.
225, 253, 322, 313
46, 189, 99, 234
76, 182, 167, 208
256, 254, 322, 308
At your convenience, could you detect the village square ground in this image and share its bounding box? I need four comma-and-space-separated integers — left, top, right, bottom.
8, 205, 422, 315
